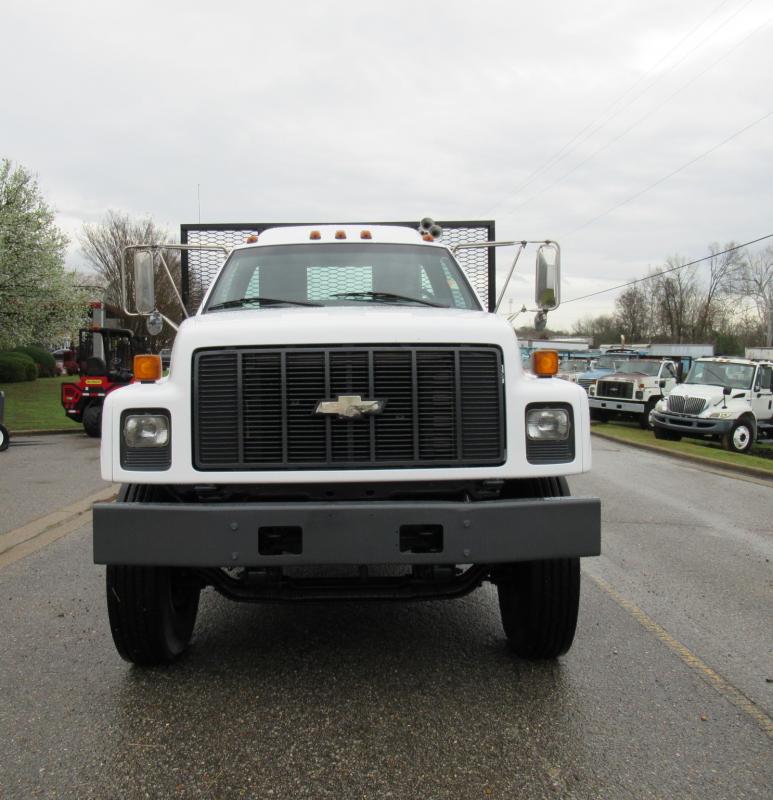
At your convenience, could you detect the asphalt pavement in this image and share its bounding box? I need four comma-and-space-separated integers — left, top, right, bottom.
0, 435, 770, 799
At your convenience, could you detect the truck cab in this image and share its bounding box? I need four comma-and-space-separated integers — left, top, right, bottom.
651, 357, 773, 452
588, 359, 678, 428
93, 221, 600, 665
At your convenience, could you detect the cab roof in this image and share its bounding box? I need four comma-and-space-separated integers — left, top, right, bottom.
233, 224, 430, 248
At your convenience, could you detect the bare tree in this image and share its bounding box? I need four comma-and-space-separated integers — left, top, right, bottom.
80, 211, 182, 347
614, 282, 652, 342
692, 242, 742, 341
737, 244, 773, 346
651, 258, 698, 343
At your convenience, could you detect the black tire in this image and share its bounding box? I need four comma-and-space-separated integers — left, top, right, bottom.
654, 426, 681, 441
0, 424, 9, 452
105, 485, 201, 665
722, 417, 755, 454
591, 409, 608, 423
640, 398, 658, 430
496, 477, 580, 659
82, 403, 102, 438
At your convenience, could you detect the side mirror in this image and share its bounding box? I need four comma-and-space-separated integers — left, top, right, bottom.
723, 386, 732, 396
659, 379, 666, 389
535, 243, 560, 310
133, 251, 155, 315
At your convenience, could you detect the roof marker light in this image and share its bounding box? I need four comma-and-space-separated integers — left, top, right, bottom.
360, 230, 372, 239
310, 230, 321, 240
335, 230, 347, 239
422, 233, 434, 242
245, 234, 258, 243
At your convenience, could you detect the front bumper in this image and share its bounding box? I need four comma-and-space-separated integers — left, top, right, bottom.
651, 411, 733, 435
589, 397, 644, 414
93, 496, 601, 567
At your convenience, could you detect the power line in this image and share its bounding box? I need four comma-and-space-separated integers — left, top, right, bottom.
486, 0, 751, 216
564, 108, 773, 236
562, 233, 773, 305
500, 11, 773, 216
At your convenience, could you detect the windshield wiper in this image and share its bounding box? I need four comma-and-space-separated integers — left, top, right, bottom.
207, 296, 323, 311
331, 291, 447, 308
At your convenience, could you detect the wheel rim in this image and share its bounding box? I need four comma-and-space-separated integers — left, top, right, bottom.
733, 425, 751, 450
0, 429, 5, 447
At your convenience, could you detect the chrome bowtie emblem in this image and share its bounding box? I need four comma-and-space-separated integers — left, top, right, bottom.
314, 395, 386, 419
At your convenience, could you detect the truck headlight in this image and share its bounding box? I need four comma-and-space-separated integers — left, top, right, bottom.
526, 407, 571, 440
709, 411, 733, 419
124, 414, 169, 447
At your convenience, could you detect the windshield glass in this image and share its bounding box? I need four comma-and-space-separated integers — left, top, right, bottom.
685, 361, 754, 389
204, 244, 481, 312
559, 360, 588, 373
614, 360, 661, 376
596, 355, 632, 369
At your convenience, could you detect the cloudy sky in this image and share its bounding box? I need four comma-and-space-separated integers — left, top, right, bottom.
2, 0, 771, 329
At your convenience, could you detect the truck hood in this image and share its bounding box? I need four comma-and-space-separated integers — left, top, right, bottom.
175, 306, 515, 351
669, 384, 749, 405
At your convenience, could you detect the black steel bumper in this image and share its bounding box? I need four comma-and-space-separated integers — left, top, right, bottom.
93, 497, 601, 567
651, 412, 733, 436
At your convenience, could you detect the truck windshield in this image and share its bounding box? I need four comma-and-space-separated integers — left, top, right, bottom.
204, 244, 481, 312
615, 360, 661, 376
684, 361, 754, 389
595, 356, 631, 369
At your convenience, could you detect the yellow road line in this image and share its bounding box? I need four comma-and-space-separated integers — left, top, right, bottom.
587, 571, 773, 739
0, 485, 118, 569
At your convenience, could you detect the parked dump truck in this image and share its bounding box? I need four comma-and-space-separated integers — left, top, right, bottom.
92, 219, 600, 665
589, 358, 678, 428
651, 356, 773, 452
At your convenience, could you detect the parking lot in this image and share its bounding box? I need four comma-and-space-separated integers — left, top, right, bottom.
0, 434, 771, 799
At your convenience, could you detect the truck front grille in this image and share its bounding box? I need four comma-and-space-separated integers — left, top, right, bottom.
193, 346, 505, 470
596, 380, 633, 399
667, 395, 706, 415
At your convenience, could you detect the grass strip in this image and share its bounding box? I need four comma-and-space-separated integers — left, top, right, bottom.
0, 375, 79, 432
592, 422, 773, 475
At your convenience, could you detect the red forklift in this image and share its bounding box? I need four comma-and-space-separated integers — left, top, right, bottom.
61, 326, 146, 437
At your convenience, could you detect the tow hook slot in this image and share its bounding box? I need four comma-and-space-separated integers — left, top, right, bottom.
399, 524, 443, 554
259, 526, 303, 556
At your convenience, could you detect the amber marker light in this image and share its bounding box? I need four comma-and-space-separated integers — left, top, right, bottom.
360, 230, 372, 239
134, 355, 162, 382
309, 230, 321, 240
532, 350, 559, 377
335, 230, 347, 239
422, 233, 434, 241
245, 234, 258, 243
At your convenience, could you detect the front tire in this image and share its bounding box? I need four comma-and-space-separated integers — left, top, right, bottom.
82, 403, 102, 438
106, 565, 200, 665
0, 424, 9, 451
105, 485, 201, 665
722, 418, 754, 454
495, 477, 580, 659
654, 426, 681, 441
640, 398, 658, 429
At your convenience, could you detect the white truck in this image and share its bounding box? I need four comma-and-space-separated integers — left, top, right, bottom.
92, 220, 600, 665
588, 359, 678, 428
651, 356, 773, 453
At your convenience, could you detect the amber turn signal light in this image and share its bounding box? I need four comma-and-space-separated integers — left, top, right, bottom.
532, 350, 559, 377
335, 230, 347, 239
245, 234, 258, 243
360, 230, 372, 239
134, 354, 163, 382
309, 230, 321, 240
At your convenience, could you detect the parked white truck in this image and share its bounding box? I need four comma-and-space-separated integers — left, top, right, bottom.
588, 358, 678, 428
92, 220, 600, 665
651, 356, 773, 452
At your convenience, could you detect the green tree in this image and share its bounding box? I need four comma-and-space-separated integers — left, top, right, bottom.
0, 159, 88, 349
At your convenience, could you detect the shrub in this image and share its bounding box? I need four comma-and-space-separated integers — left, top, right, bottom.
0, 352, 37, 382
13, 345, 57, 377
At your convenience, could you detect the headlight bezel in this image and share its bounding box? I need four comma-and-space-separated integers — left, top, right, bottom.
525, 402, 575, 464
120, 408, 172, 471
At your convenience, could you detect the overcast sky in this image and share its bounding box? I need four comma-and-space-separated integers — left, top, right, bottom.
2, 0, 771, 329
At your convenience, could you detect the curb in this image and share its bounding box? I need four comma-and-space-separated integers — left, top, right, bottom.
591, 429, 773, 482
9, 428, 83, 437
